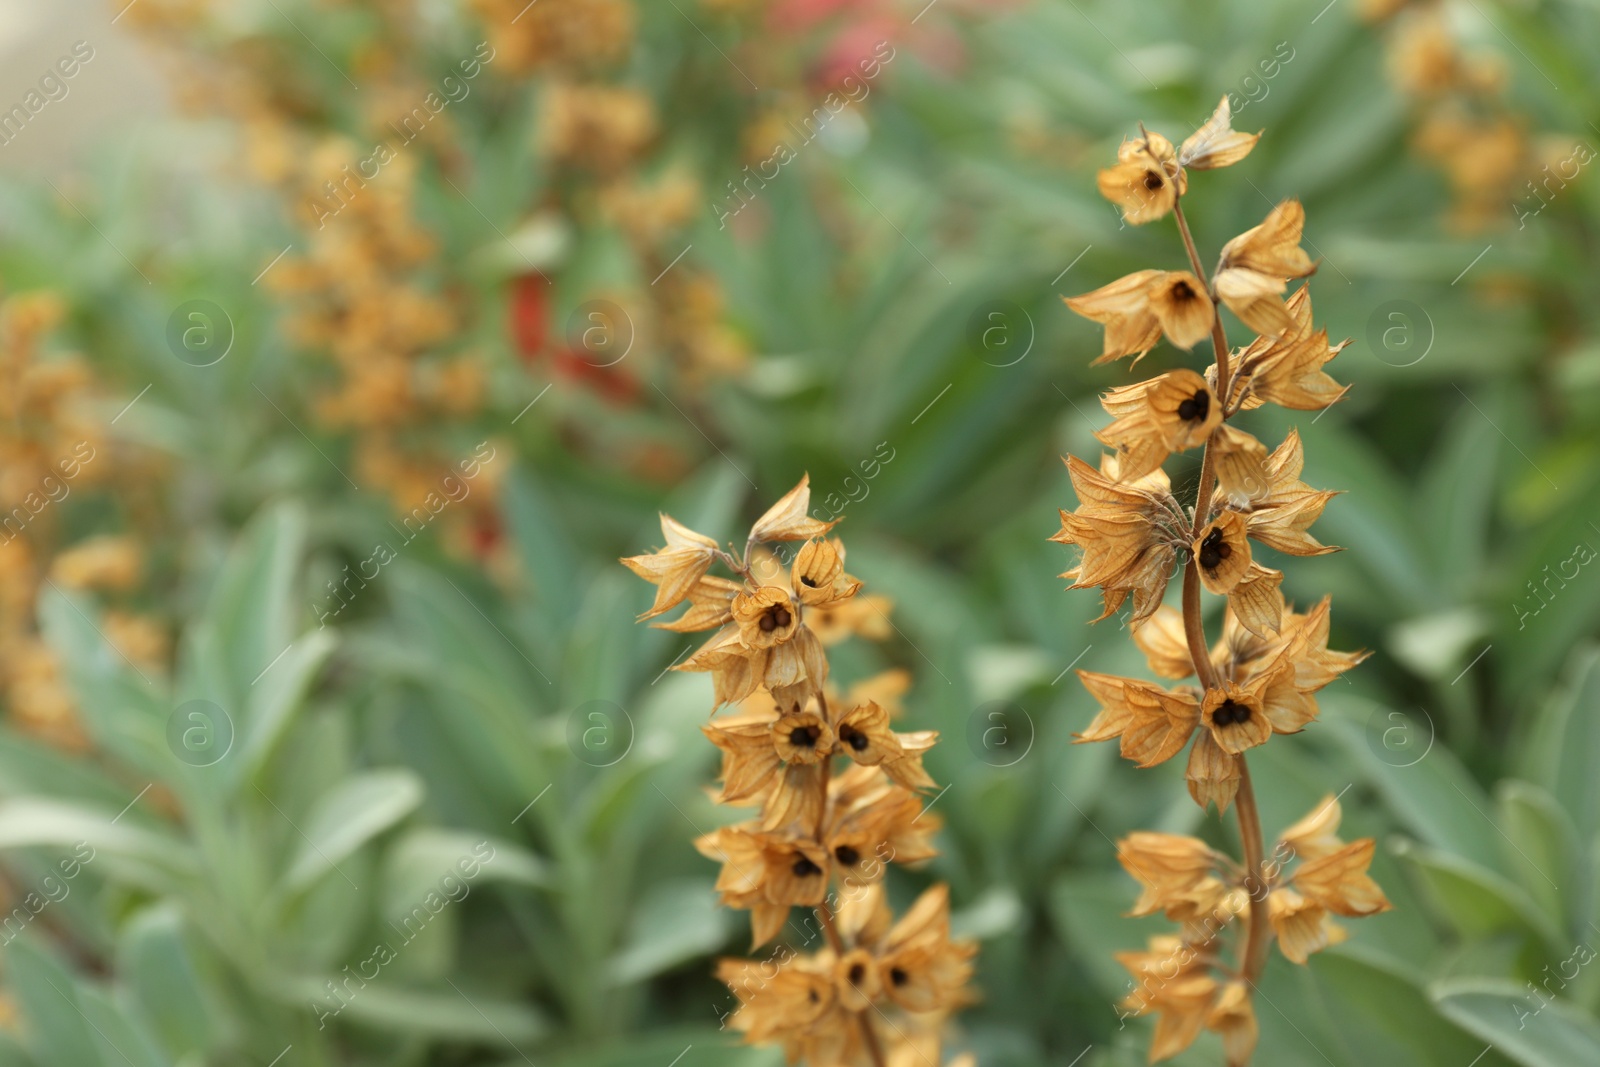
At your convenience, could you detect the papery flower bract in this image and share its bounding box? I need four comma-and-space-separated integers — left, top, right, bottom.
1227, 287, 1351, 412
1236, 430, 1341, 556
1098, 133, 1186, 225
620, 513, 720, 619
873, 885, 978, 1014
696, 825, 828, 946
1052, 455, 1185, 627
1193, 511, 1252, 595
1179, 96, 1261, 171
1207, 980, 1261, 1067
1213, 200, 1317, 338
1065, 270, 1214, 364
749, 473, 837, 542
1096, 369, 1222, 481
1075, 670, 1201, 769
1210, 424, 1272, 505
1118, 832, 1220, 917
1116, 936, 1219, 1061
1186, 730, 1242, 812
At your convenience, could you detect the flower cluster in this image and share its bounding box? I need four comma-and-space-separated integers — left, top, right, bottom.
1361, 0, 1552, 231
624, 477, 976, 1067
0, 291, 163, 751
1115, 795, 1389, 1062
1055, 98, 1390, 1065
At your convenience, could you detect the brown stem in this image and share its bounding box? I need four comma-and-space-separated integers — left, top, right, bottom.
1171, 193, 1272, 1043
1180, 563, 1219, 690
857, 1012, 888, 1067
1235, 760, 1271, 983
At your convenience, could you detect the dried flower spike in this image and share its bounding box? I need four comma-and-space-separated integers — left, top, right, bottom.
1057, 101, 1384, 1066
625, 477, 977, 1066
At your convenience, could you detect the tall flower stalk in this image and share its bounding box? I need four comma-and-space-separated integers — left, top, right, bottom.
1055, 99, 1391, 1065
624, 476, 976, 1067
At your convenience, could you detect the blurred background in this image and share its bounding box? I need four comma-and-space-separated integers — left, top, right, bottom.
0, 0, 1597, 1064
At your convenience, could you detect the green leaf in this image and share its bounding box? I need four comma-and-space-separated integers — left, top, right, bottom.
282, 770, 423, 893
306, 980, 546, 1044
0, 798, 196, 891
1314, 945, 1509, 1066
203, 502, 306, 710
605, 878, 729, 986
1496, 780, 1579, 932
75, 985, 170, 1067
1329, 710, 1505, 872
117, 904, 229, 1060
1433, 978, 1600, 1067
234, 628, 338, 786
1516, 647, 1600, 843
1392, 839, 1562, 950
4, 937, 103, 1067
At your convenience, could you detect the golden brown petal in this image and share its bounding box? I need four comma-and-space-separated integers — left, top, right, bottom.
834, 948, 881, 1012
1148, 271, 1216, 350
1214, 266, 1295, 338
1193, 511, 1252, 595
771, 710, 835, 765
1095, 369, 1220, 482
749, 474, 839, 543
1211, 425, 1272, 506
1227, 562, 1285, 640
1076, 672, 1200, 768
1201, 681, 1274, 755
652, 575, 742, 632
1180, 96, 1261, 171
1267, 887, 1332, 964
1186, 729, 1242, 812
1276, 794, 1346, 862
1219, 200, 1316, 279
1132, 606, 1197, 680
1246, 659, 1319, 735
1117, 831, 1218, 917
1293, 838, 1392, 916
620, 513, 720, 620
703, 715, 784, 803
791, 538, 860, 606
1206, 980, 1260, 1067
731, 586, 801, 650
1097, 147, 1180, 226
1063, 269, 1165, 365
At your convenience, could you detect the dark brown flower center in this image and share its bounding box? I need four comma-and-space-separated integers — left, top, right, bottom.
848, 962, 866, 985
792, 854, 822, 877
838, 724, 869, 752
835, 844, 860, 867
1143, 169, 1164, 191
1177, 389, 1210, 423
759, 605, 792, 632
789, 724, 820, 748
1171, 279, 1195, 300
1198, 527, 1231, 570
1213, 699, 1252, 727
889, 966, 909, 986
800, 575, 819, 587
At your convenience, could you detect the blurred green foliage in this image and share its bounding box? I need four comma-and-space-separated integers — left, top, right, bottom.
0, 0, 1598, 1065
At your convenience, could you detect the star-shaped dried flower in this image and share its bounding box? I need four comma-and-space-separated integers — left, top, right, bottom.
1065, 270, 1215, 365
1096, 369, 1223, 481
1098, 132, 1186, 225
1226, 287, 1350, 412
1052, 455, 1187, 627
620, 513, 720, 620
